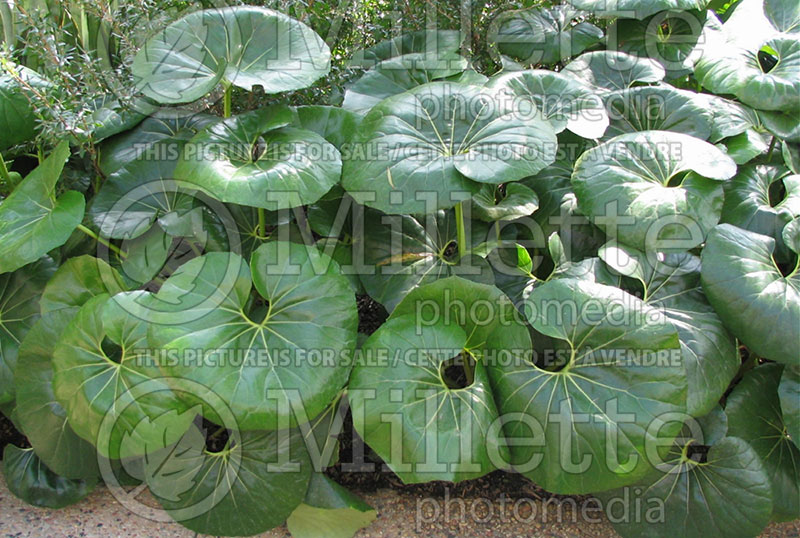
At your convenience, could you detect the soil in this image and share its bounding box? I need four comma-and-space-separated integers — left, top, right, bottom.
0, 411, 28, 457
357, 294, 388, 335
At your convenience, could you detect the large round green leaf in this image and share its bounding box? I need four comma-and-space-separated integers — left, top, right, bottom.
0, 257, 56, 405
2, 445, 97, 509
572, 130, 736, 251
40, 255, 127, 314
132, 7, 330, 103
150, 425, 312, 535
489, 277, 685, 494
350, 277, 529, 482
610, 10, 710, 78
147, 245, 358, 431
486, 70, 609, 139
470, 182, 539, 222
599, 243, 739, 417
350, 314, 507, 483
701, 224, 799, 366
568, 0, 709, 18
695, 35, 800, 112
721, 165, 800, 258
341, 82, 557, 214
599, 436, 772, 538
780, 366, 800, 447
173, 107, 341, 210
98, 109, 218, 175
725, 364, 800, 521
0, 64, 51, 151
349, 30, 462, 68
603, 86, 712, 140
357, 207, 494, 312
0, 141, 84, 274
14, 310, 99, 479
343, 53, 469, 115
695, 94, 761, 143
290, 106, 362, 150
561, 51, 665, 91
489, 5, 603, 65
52, 293, 192, 459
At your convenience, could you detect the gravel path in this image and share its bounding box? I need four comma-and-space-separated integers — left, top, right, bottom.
2, 475, 798, 537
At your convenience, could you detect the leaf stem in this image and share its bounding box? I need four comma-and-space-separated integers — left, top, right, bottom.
257, 207, 267, 238
455, 201, 467, 259
77, 224, 126, 259
0, 153, 11, 187
766, 136, 777, 161
223, 82, 232, 118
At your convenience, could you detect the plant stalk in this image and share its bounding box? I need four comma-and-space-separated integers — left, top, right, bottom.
766, 136, 777, 161
258, 207, 267, 238
455, 201, 467, 259
0, 153, 11, 187
223, 82, 232, 118
77, 224, 125, 258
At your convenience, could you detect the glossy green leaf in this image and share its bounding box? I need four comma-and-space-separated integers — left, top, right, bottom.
174, 107, 341, 210
471, 182, 539, 222
720, 129, 770, 164
343, 53, 469, 115
349, 30, 462, 68
0, 141, 84, 274
486, 70, 609, 139
695, 34, 800, 112
356, 207, 494, 311
0, 257, 56, 405
52, 293, 192, 459
490, 5, 603, 65
603, 86, 712, 140
572, 131, 736, 251
610, 10, 710, 78
15, 310, 99, 479
701, 224, 799, 366
40, 255, 126, 314
148, 245, 358, 431
290, 106, 362, 150
341, 82, 557, 214
0, 64, 51, 151
725, 364, 800, 521
490, 277, 685, 493
132, 7, 330, 103
351, 277, 528, 482
561, 51, 665, 92
287, 474, 376, 538
720, 165, 800, 257
568, 0, 709, 18
85, 96, 150, 143
89, 151, 199, 240
150, 425, 312, 536
599, 436, 772, 538
779, 366, 800, 447
599, 243, 739, 416
696, 94, 760, 143
98, 109, 218, 175
2, 445, 97, 508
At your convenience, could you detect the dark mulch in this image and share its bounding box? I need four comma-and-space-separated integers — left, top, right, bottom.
0, 411, 29, 459
357, 294, 388, 336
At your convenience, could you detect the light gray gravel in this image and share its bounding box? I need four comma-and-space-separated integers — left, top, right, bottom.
1, 475, 798, 537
